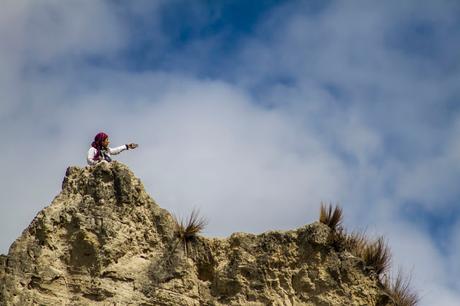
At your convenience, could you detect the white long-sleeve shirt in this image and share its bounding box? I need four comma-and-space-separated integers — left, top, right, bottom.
87, 145, 128, 165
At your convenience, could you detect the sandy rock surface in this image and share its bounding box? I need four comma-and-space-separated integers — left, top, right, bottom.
0, 162, 392, 305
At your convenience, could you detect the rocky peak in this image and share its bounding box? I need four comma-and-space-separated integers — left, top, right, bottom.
0, 162, 395, 305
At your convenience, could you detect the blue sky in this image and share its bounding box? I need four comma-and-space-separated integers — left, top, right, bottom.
1, 1, 460, 304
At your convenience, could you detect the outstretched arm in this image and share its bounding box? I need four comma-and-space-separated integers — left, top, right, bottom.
109, 145, 128, 155
109, 143, 138, 155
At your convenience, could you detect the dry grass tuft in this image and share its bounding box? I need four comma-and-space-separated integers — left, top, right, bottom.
316, 203, 417, 304
343, 230, 368, 253
361, 237, 391, 275
319, 203, 343, 231
382, 270, 418, 306
173, 209, 207, 256
174, 209, 207, 242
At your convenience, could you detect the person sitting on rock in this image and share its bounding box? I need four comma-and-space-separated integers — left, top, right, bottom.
87, 132, 138, 166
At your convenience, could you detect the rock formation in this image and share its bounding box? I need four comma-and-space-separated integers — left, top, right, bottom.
0, 162, 396, 305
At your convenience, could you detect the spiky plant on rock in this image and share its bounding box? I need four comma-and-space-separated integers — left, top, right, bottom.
173, 209, 207, 256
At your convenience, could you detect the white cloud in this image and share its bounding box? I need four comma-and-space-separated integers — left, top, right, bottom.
395, 117, 460, 210
0, 0, 129, 121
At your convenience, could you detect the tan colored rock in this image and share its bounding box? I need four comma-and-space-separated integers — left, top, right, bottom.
0, 161, 393, 305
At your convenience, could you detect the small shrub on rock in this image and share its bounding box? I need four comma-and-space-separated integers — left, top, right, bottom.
361, 237, 391, 275
319, 203, 343, 231
382, 270, 418, 306
173, 209, 207, 256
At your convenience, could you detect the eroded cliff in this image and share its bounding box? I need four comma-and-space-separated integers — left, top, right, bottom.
0, 162, 395, 305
